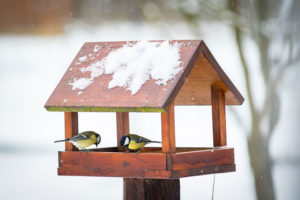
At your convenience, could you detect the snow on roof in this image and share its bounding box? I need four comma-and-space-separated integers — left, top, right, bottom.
70, 41, 182, 95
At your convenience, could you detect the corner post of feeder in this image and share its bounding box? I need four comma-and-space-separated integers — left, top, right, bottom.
116, 112, 129, 151
64, 112, 78, 151
211, 84, 227, 147
161, 102, 176, 155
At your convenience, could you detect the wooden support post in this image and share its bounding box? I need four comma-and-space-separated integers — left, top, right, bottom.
211, 85, 227, 147
124, 178, 180, 200
116, 112, 129, 151
64, 112, 78, 151
121, 109, 180, 200
161, 103, 176, 154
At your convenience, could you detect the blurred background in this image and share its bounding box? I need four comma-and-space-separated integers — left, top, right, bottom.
0, 0, 299, 199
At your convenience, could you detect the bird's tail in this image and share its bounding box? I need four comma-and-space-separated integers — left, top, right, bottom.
149, 141, 162, 144
54, 139, 68, 143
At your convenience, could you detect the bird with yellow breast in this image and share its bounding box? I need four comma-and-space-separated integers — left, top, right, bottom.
54, 131, 101, 150
120, 134, 161, 153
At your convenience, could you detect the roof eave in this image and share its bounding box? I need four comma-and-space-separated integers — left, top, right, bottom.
44, 106, 167, 112
162, 40, 244, 109
162, 40, 203, 110
201, 42, 244, 105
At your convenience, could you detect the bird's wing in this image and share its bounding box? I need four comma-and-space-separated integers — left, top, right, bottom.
69, 134, 88, 141
130, 134, 151, 143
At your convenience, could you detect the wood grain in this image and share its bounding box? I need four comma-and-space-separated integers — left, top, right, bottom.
161, 103, 176, 154
87, 146, 215, 153
171, 148, 234, 170
77, 146, 222, 153
58, 164, 235, 178
59, 151, 166, 170
124, 178, 180, 200
58, 166, 172, 178
171, 164, 236, 178
202, 43, 244, 105
175, 52, 229, 105
116, 112, 129, 151
211, 84, 227, 147
64, 112, 78, 151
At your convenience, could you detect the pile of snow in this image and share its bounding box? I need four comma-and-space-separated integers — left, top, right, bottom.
79, 56, 87, 62
70, 77, 93, 90
70, 41, 182, 95
93, 44, 101, 53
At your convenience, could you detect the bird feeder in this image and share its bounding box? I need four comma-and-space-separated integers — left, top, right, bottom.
45, 40, 244, 199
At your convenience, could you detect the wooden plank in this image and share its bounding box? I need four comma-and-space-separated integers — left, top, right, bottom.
161, 103, 176, 154
58, 167, 172, 179
136, 147, 212, 153
64, 112, 78, 151
75, 146, 214, 153
171, 148, 234, 170
58, 164, 235, 179
124, 178, 180, 200
116, 112, 129, 151
171, 164, 236, 178
143, 170, 172, 178
59, 151, 166, 170
58, 164, 235, 178
58, 166, 143, 177
58, 165, 235, 178
211, 84, 227, 147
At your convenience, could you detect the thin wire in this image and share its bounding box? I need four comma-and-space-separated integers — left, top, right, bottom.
211, 174, 216, 200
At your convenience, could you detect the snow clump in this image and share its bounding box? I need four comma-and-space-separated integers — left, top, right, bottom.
70, 41, 182, 95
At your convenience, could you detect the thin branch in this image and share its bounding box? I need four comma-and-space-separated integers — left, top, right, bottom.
260, 53, 300, 120
267, 92, 280, 140
233, 25, 258, 132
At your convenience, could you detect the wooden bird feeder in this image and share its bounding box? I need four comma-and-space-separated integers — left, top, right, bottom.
45, 40, 244, 199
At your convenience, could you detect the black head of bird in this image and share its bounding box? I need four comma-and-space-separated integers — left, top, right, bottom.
120, 135, 130, 148
95, 133, 101, 147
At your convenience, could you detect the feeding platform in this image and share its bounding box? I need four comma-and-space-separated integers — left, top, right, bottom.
58, 147, 234, 178
45, 40, 244, 179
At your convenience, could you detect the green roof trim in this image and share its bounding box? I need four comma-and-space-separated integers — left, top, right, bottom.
44, 106, 167, 113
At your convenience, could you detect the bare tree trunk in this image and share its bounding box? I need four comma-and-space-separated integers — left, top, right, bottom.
233, 20, 276, 199
248, 125, 275, 200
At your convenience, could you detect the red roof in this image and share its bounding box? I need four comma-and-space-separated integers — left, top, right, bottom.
45, 40, 244, 112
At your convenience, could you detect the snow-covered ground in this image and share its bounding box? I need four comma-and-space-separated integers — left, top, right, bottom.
0, 21, 299, 199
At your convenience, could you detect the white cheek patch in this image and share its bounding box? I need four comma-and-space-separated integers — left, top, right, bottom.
70, 141, 79, 147
124, 137, 130, 145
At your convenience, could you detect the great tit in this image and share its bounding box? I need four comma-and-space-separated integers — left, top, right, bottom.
120, 134, 161, 153
54, 131, 101, 150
